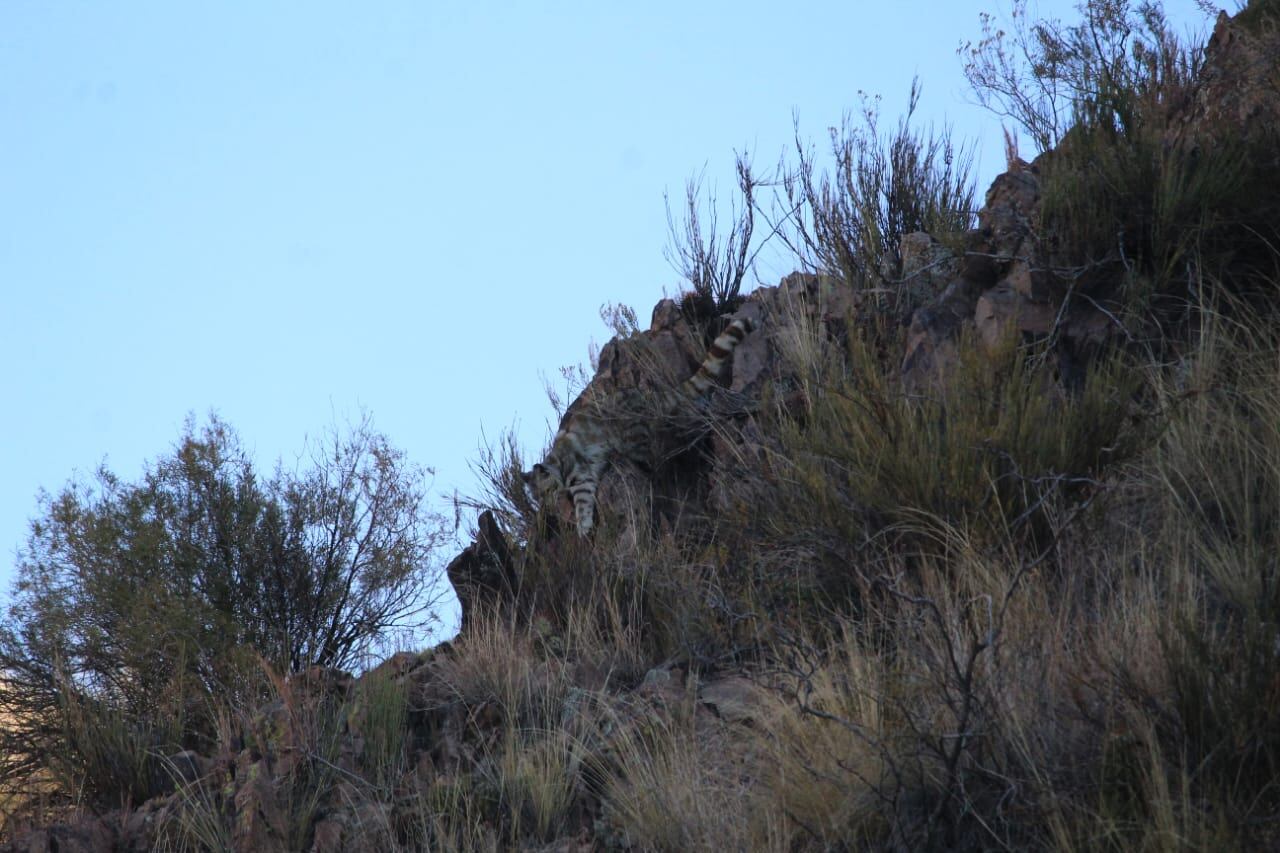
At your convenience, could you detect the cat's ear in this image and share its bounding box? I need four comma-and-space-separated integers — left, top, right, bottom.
524, 463, 557, 489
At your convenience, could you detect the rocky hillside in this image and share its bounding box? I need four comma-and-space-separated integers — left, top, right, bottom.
6, 3, 1280, 851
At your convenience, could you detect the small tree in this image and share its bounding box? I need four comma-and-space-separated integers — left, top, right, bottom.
269, 418, 448, 671
0, 414, 448, 806
959, 0, 1210, 154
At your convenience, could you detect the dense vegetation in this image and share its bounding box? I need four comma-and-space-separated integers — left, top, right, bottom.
3, 1, 1279, 850
0, 417, 448, 823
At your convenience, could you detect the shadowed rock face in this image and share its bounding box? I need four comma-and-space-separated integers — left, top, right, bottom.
1177, 9, 1280, 166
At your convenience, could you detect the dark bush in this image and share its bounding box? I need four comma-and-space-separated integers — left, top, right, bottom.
0, 414, 448, 811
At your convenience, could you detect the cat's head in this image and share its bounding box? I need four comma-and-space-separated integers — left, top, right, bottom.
522, 461, 564, 497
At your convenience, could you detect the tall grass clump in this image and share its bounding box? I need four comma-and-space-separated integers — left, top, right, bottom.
753, 321, 1145, 599
51, 686, 185, 810
598, 705, 787, 851
437, 613, 573, 733
1143, 313, 1280, 819
263, 665, 350, 851
759, 627, 893, 848
481, 724, 581, 844
432, 612, 617, 847
353, 667, 413, 792
154, 764, 235, 853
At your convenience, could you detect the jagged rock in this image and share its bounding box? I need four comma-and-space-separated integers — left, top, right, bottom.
726, 270, 858, 397
977, 161, 1040, 263
899, 231, 962, 309
445, 509, 517, 632
365, 648, 429, 682
902, 156, 1066, 387
292, 665, 356, 701
3, 819, 114, 853
975, 281, 1058, 349
959, 228, 1001, 286
921, 1, 1280, 392
1004, 259, 1058, 304
1173, 8, 1280, 168
594, 298, 703, 392
698, 676, 766, 725
232, 758, 289, 852
902, 276, 982, 391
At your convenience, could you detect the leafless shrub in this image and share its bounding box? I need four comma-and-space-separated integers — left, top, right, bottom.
666, 153, 762, 313
782, 80, 976, 320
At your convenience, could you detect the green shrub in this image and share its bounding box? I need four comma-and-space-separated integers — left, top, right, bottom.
0, 414, 448, 815
354, 669, 412, 792
763, 327, 1144, 573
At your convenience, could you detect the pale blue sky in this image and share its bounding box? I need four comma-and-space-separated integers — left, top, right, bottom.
1, 1, 1211, 638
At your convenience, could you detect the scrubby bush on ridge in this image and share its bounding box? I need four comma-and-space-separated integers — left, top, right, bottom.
0, 414, 449, 826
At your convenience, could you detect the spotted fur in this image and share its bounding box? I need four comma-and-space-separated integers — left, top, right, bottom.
524, 317, 753, 536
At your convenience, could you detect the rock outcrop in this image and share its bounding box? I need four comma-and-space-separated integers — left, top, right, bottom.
445, 509, 518, 633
